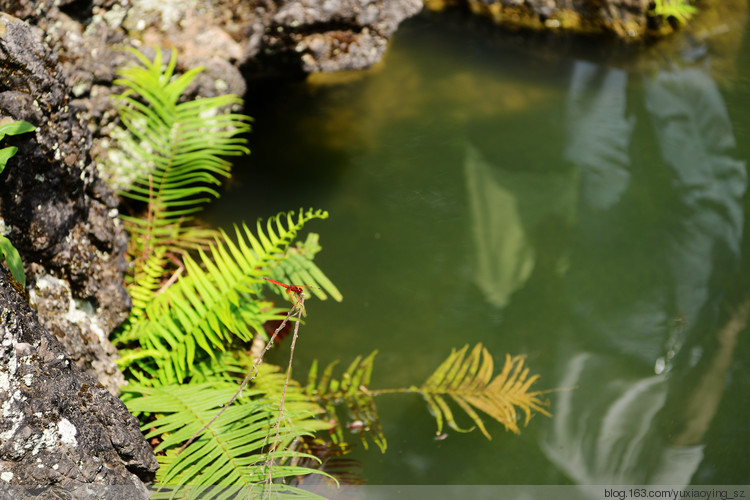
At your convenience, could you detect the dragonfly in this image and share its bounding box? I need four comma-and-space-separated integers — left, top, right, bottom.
264, 277, 317, 304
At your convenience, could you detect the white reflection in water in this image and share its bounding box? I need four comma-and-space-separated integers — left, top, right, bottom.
466, 59, 747, 490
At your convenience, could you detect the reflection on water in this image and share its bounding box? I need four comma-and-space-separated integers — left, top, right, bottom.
465, 55, 748, 488
545, 62, 745, 489
207, 12, 750, 487
466, 144, 577, 307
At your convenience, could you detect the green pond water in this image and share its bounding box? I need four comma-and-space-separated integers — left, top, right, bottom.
204, 11, 750, 489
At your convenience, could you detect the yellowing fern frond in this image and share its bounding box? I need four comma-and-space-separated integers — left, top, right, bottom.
304, 345, 552, 451
421, 343, 550, 439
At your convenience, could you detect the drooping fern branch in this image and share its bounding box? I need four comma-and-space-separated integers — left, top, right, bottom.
306, 343, 551, 451
419, 343, 551, 439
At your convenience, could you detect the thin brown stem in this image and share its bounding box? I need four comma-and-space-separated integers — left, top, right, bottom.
262, 293, 305, 496
177, 296, 303, 456
138, 173, 155, 268
154, 265, 184, 297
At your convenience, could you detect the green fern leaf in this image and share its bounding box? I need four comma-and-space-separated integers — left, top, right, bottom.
269, 233, 343, 303
0, 234, 25, 289
111, 47, 250, 225
420, 343, 550, 439
122, 365, 331, 499
650, 0, 696, 25
107, 47, 251, 330
0, 120, 35, 287
151, 483, 328, 500
123, 209, 331, 384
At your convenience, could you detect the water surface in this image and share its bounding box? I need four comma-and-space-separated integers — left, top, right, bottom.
205, 11, 750, 488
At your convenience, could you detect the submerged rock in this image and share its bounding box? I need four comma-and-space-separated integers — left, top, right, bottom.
0, 266, 158, 495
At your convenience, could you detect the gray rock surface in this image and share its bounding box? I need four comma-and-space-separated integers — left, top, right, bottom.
0, 265, 158, 495
0, 13, 130, 395
263, 0, 424, 72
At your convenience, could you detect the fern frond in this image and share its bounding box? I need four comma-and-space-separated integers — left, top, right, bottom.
303, 345, 551, 452
112, 47, 250, 238
124, 209, 330, 385
0, 120, 35, 287
122, 376, 330, 499
107, 47, 251, 328
650, 0, 696, 25
306, 351, 386, 452
421, 343, 550, 439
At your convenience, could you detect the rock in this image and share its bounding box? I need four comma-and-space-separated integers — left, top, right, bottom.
1, 0, 421, 104
0, 265, 158, 496
263, 0, 424, 73
441, 0, 648, 39
0, 13, 130, 394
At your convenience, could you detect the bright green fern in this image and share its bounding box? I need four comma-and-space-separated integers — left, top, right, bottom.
107, 47, 252, 326
105, 47, 342, 496
120, 209, 339, 386
123, 363, 332, 499
107, 48, 341, 384
649, 0, 697, 25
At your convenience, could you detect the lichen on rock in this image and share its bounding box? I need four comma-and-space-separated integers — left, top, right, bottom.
0, 265, 157, 494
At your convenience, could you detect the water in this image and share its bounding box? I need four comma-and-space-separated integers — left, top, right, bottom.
204, 11, 750, 488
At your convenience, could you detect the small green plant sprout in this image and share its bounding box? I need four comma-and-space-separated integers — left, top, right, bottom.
649, 0, 697, 26
0, 120, 35, 288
